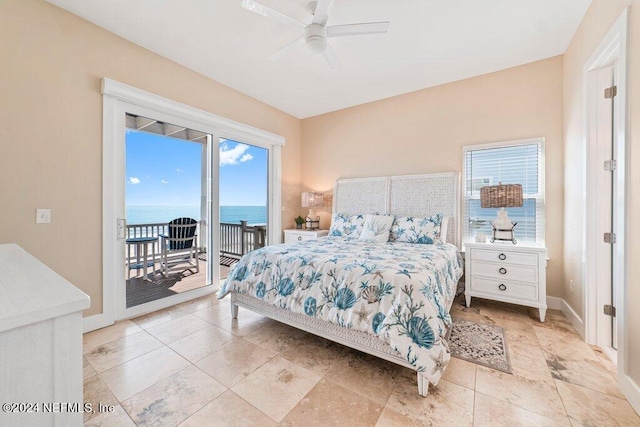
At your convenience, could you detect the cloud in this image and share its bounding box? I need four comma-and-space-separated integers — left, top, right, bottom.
161, 180, 168, 184
128, 177, 140, 185
220, 143, 253, 166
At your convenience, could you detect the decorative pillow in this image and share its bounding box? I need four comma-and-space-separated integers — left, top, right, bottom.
359, 214, 395, 242
390, 214, 444, 244
328, 213, 367, 238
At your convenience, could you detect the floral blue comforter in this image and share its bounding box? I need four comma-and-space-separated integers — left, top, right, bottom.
218, 237, 463, 383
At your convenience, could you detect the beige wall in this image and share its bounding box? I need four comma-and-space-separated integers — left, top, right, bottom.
0, 0, 301, 316
301, 56, 565, 297
563, 0, 640, 384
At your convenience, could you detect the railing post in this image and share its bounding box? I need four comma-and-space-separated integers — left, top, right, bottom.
256, 226, 266, 249
240, 220, 247, 255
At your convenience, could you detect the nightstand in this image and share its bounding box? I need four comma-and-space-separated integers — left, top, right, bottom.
465, 242, 548, 322
283, 229, 329, 244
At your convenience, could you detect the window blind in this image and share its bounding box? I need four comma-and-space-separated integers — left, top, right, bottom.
462, 139, 545, 244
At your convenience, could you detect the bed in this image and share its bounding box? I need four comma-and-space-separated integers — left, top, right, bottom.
218, 172, 463, 396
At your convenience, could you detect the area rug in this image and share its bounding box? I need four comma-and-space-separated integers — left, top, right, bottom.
448, 318, 512, 373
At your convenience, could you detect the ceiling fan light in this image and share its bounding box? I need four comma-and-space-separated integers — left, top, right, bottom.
305, 35, 327, 54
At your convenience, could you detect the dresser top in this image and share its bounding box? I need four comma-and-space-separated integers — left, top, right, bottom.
0, 244, 90, 333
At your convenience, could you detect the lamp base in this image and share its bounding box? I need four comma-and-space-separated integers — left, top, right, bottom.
490, 222, 518, 244
305, 216, 320, 230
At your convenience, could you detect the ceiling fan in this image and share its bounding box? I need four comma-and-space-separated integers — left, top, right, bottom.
241, 0, 390, 68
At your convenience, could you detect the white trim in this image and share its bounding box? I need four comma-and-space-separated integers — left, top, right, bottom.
581, 8, 635, 410
546, 296, 562, 311
101, 78, 285, 323
619, 374, 640, 415
102, 79, 285, 147
461, 137, 544, 152
83, 313, 113, 333
561, 299, 585, 338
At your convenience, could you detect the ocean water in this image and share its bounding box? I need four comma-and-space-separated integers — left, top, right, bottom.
127, 205, 266, 225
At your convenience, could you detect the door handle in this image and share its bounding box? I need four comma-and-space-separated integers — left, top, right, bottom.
117, 218, 126, 240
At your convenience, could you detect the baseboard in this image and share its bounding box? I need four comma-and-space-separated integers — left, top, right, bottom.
561, 299, 585, 338
83, 313, 114, 333
546, 296, 562, 310
620, 374, 640, 416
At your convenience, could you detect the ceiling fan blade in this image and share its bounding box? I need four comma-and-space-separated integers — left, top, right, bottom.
323, 43, 341, 69
312, 0, 335, 25
268, 36, 305, 62
241, 0, 305, 29
327, 22, 390, 37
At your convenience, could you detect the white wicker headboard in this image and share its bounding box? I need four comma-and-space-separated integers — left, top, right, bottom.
333, 172, 460, 247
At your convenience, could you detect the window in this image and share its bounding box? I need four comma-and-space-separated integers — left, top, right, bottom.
462, 138, 545, 245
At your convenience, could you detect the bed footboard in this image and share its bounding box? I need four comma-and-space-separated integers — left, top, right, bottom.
228, 292, 435, 398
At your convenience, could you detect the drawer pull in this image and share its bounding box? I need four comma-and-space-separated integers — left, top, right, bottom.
297, 236, 302, 241
498, 284, 507, 291
498, 253, 506, 260
499, 267, 507, 275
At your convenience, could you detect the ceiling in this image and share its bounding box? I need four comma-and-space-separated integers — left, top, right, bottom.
46, 0, 591, 119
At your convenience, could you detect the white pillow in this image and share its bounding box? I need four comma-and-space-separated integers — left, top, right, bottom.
359, 214, 395, 242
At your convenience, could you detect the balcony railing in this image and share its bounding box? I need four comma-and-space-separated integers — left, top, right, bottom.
125, 220, 266, 264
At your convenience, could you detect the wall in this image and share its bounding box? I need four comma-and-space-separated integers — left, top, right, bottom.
301, 57, 565, 297
0, 0, 301, 316
563, 0, 640, 385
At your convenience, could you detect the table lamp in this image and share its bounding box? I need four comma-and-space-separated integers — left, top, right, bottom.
301, 191, 323, 230
480, 183, 523, 244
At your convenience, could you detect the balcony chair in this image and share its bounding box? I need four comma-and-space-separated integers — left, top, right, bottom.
160, 217, 200, 277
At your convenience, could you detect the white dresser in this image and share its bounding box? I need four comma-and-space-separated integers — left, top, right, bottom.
464, 242, 547, 322
283, 229, 329, 244
0, 244, 90, 427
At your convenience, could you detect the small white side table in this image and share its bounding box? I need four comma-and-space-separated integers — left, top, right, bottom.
465, 241, 548, 322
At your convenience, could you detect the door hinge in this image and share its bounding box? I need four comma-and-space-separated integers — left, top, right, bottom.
604, 159, 617, 171
604, 85, 617, 99
604, 304, 617, 317
603, 232, 616, 244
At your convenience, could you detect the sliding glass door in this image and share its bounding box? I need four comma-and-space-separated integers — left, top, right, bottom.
123, 114, 214, 311
218, 139, 268, 282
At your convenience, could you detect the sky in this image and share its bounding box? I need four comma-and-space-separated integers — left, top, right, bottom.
125, 130, 267, 206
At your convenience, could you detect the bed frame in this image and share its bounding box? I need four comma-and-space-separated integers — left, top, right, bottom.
230, 172, 460, 396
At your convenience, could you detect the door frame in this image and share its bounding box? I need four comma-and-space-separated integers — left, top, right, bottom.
91, 78, 285, 329
582, 7, 636, 408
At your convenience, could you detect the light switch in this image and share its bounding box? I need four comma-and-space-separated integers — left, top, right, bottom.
36, 208, 51, 224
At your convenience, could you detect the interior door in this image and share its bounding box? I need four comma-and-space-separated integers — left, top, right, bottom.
595, 66, 616, 350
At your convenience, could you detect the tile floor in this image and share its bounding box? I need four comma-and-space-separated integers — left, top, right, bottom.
82, 294, 640, 426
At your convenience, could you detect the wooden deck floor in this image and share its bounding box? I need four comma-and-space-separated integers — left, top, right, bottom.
126, 259, 232, 308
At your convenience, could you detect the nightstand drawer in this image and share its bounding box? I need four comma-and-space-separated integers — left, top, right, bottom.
471, 261, 538, 283
470, 248, 537, 266
471, 277, 538, 301
284, 229, 328, 244
284, 233, 315, 243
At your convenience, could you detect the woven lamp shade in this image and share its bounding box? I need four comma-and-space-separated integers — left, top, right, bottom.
301, 192, 324, 208
480, 183, 523, 208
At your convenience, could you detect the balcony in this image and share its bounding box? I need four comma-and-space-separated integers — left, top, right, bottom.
125, 220, 266, 308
